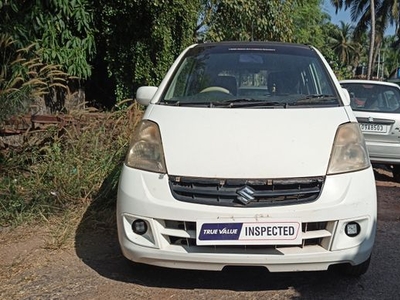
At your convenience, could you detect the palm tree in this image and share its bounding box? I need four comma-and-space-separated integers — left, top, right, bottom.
382, 35, 400, 77
368, 0, 376, 79
329, 21, 357, 65
331, 0, 399, 79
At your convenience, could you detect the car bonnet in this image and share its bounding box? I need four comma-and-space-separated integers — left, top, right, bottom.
144, 105, 350, 179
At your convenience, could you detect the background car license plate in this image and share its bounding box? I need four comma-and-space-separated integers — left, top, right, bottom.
196, 219, 301, 246
360, 123, 387, 133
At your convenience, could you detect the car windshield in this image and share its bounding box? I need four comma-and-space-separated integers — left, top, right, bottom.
160, 43, 340, 108
341, 83, 400, 113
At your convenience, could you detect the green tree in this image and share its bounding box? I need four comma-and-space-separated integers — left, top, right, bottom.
0, 0, 96, 79
320, 45, 353, 79
95, 0, 201, 101
204, 0, 296, 42
328, 21, 358, 65
330, 0, 400, 79
380, 35, 400, 78
292, 0, 330, 49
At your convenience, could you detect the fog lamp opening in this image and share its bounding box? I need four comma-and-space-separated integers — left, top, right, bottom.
345, 222, 360, 237
132, 219, 148, 235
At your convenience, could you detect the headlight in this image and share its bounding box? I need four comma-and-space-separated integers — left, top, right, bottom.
125, 120, 167, 173
327, 122, 370, 175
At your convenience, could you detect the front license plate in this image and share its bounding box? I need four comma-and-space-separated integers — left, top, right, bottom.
196, 219, 302, 246
359, 123, 388, 133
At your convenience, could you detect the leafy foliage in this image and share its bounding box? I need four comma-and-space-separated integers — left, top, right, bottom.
322, 47, 354, 80
383, 36, 400, 77
0, 106, 142, 226
95, 0, 201, 101
0, 0, 96, 79
292, 0, 330, 48
204, 0, 296, 42
328, 21, 358, 65
329, 0, 400, 79
0, 34, 67, 125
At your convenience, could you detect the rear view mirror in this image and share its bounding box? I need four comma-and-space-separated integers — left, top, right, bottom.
136, 86, 158, 106
239, 54, 263, 64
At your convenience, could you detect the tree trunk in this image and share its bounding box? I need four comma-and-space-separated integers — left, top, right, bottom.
367, 0, 375, 80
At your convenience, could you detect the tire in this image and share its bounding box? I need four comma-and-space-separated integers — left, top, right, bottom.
341, 256, 371, 277
392, 165, 400, 182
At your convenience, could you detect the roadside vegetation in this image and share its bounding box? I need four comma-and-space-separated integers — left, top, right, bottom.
0, 105, 141, 228
1, 0, 400, 241
0, 31, 139, 230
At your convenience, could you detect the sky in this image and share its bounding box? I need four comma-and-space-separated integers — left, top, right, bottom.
322, 0, 396, 36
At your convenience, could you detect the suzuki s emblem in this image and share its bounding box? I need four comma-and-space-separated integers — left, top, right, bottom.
236, 186, 256, 205
368, 116, 374, 122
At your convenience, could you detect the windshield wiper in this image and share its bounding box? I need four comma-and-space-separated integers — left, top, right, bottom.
212, 98, 287, 108
159, 100, 212, 107
293, 94, 338, 104
159, 98, 287, 108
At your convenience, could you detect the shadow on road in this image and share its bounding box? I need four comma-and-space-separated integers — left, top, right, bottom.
372, 164, 400, 184
74, 206, 358, 293
73, 164, 400, 296
74, 167, 363, 294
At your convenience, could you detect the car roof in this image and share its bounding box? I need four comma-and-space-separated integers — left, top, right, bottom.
188, 41, 318, 59
340, 79, 400, 89
196, 41, 311, 49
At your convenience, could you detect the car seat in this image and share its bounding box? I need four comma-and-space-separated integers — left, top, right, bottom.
267, 72, 298, 95
214, 75, 237, 95
364, 95, 379, 110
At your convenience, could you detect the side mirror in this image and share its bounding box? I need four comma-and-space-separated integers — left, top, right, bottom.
341, 87, 351, 106
136, 86, 158, 106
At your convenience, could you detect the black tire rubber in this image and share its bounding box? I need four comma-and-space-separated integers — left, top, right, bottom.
392, 165, 400, 182
341, 256, 371, 277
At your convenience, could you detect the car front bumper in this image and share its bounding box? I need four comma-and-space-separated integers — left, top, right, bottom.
117, 166, 377, 272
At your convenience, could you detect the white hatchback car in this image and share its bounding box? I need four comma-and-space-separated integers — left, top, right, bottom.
340, 79, 400, 179
117, 42, 377, 276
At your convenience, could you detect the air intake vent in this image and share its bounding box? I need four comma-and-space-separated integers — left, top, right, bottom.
169, 176, 324, 207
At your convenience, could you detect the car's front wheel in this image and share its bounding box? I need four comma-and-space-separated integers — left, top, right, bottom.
392, 165, 400, 182
341, 255, 371, 277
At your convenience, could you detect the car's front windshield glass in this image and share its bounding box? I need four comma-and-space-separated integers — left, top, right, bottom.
160, 44, 340, 108
341, 83, 400, 113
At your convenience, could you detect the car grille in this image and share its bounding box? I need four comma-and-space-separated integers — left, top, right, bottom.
158, 219, 335, 252
169, 176, 324, 207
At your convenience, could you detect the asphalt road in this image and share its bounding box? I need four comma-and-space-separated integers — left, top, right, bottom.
1, 172, 399, 299
72, 219, 400, 300
71, 183, 400, 300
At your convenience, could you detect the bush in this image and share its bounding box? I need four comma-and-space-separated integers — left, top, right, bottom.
0, 105, 142, 227
0, 33, 68, 126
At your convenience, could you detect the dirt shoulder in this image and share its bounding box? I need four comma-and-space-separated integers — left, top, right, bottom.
374, 166, 400, 221
0, 166, 399, 300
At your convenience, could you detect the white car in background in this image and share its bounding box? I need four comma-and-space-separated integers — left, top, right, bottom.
340, 79, 400, 180
117, 42, 377, 276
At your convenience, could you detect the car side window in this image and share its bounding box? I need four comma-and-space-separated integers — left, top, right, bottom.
344, 83, 400, 112
384, 91, 400, 111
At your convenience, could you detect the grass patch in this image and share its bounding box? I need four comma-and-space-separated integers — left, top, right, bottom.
0, 104, 142, 229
